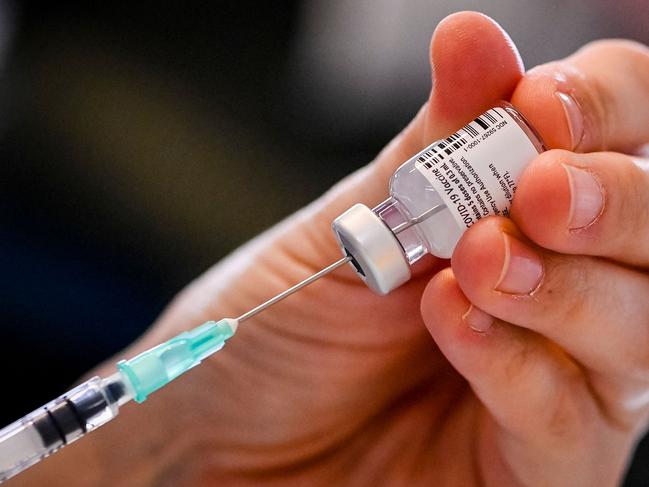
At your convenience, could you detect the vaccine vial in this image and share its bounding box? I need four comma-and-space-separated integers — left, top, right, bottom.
332, 102, 545, 295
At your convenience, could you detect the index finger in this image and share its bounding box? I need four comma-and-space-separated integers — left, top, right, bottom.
512, 39, 649, 153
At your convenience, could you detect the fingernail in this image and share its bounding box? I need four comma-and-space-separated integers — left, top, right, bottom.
563, 164, 604, 230
495, 234, 543, 295
557, 92, 584, 150
462, 304, 493, 333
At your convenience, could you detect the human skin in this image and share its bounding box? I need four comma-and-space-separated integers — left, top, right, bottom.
12, 11, 649, 487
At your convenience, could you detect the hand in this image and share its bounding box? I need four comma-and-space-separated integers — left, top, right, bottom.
16, 12, 649, 487
422, 36, 649, 486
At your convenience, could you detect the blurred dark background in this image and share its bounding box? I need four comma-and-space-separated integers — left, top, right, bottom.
1, 0, 648, 483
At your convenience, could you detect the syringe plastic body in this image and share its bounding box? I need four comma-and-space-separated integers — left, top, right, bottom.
0, 318, 238, 482
0, 374, 131, 482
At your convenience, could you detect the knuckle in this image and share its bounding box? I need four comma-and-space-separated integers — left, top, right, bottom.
577, 39, 649, 61
572, 40, 649, 150
504, 344, 594, 445
586, 374, 649, 434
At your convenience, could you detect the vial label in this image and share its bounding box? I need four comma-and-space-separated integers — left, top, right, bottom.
415, 107, 539, 229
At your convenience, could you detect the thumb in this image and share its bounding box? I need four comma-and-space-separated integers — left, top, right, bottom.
300, 11, 526, 258
144, 13, 527, 356
190, 10, 529, 321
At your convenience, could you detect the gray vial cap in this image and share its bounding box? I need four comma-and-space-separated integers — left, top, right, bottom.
332, 204, 411, 295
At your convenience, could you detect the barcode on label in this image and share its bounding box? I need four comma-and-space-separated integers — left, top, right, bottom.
471, 109, 503, 131
417, 108, 506, 169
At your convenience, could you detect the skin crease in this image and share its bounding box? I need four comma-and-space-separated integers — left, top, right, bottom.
12, 11, 649, 487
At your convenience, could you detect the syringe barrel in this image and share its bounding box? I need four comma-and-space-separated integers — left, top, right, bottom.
0, 375, 130, 482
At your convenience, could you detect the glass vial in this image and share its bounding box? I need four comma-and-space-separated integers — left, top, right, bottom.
332, 102, 545, 295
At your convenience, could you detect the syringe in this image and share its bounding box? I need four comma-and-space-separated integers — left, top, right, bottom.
0, 199, 448, 482
0, 257, 350, 483
0, 98, 543, 481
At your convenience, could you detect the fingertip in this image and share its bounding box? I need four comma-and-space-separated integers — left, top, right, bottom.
511, 150, 573, 248
511, 66, 576, 150
429, 11, 524, 124
451, 217, 511, 301
421, 267, 468, 331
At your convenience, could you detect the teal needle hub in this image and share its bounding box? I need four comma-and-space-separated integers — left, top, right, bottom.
117, 318, 238, 403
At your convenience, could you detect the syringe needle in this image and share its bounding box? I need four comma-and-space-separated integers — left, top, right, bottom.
0, 259, 357, 481
237, 256, 352, 323
237, 203, 449, 323
391, 203, 446, 234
